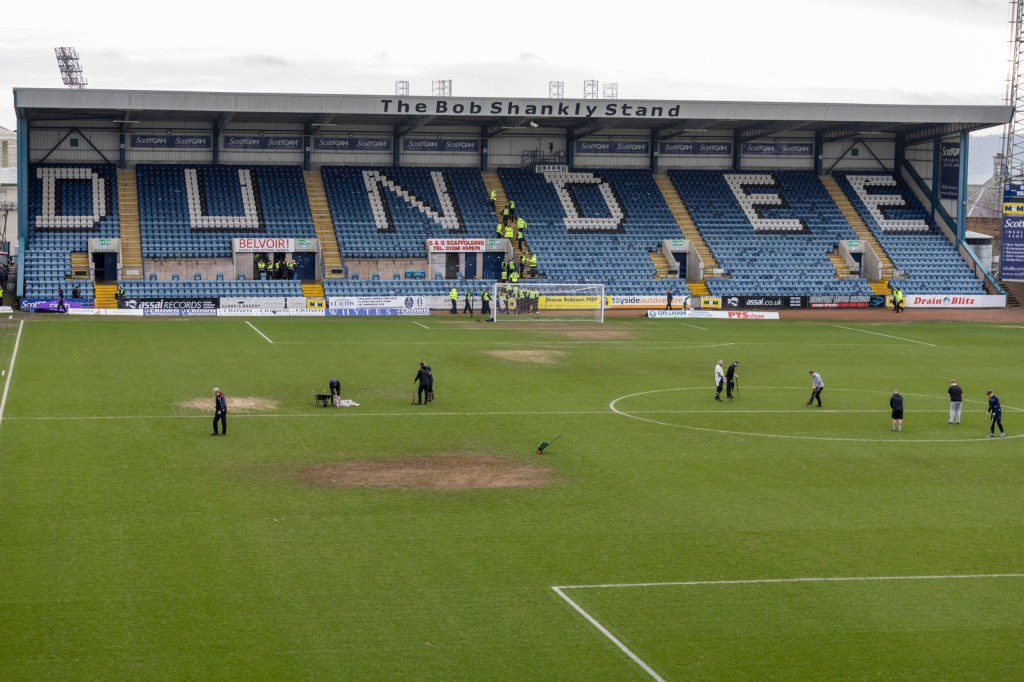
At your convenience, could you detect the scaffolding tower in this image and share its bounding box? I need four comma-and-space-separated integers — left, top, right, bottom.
395, 80, 409, 96
432, 80, 452, 97
583, 80, 599, 99
548, 81, 565, 99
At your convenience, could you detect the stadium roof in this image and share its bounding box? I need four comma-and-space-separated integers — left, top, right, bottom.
13, 88, 1011, 142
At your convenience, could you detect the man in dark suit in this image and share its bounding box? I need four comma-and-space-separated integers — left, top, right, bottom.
212, 388, 227, 436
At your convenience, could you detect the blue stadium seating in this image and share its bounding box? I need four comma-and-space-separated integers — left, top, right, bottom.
24, 164, 118, 300
24, 162, 986, 304
669, 170, 874, 298
322, 167, 495, 258
121, 280, 303, 299
137, 164, 314, 258
498, 168, 689, 296
834, 172, 985, 294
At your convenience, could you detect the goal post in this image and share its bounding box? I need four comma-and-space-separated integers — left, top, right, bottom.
491, 282, 605, 322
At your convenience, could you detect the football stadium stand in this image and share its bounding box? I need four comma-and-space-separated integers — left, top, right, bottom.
20, 164, 989, 303
24, 163, 119, 299
14, 88, 1006, 309
498, 167, 689, 296
668, 170, 875, 297
137, 164, 314, 259
834, 172, 986, 294
321, 167, 496, 258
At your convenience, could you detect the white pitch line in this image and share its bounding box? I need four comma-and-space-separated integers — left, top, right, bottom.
555, 572, 1024, 591
5, 408, 617, 422
832, 324, 935, 347
0, 320, 25, 430
553, 572, 1024, 681
412, 321, 431, 330
244, 320, 274, 344
552, 587, 666, 682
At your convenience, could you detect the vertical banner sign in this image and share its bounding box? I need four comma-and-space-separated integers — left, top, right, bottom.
1000, 214, 1024, 281
939, 142, 960, 199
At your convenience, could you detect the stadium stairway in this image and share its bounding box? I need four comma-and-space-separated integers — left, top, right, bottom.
70, 252, 90, 279
821, 175, 895, 279
649, 251, 671, 278
302, 281, 325, 299
654, 174, 719, 297
304, 171, 345, 279
828, 248, 852, 278
94, 283, 117, 309
481, 171, 509, 224
117, 169, 143, 279
485, 170, 537, 278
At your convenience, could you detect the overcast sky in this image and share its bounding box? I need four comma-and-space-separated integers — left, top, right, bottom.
0, 0, 1012, 133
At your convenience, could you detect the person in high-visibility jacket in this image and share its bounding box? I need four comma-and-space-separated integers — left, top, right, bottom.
504, 223, 514, 240
509, 199, 516, 220
516, 217, 526, 248
519, 254, 527, 277
501, 204, 511, 226
489, 189, 497, 210
500, 267, 508, 282
463, 289, 474, 316
529, 253, 537, 276
510, 270, 519, 284
481, 289, 491, 315
449, 286, 458, 315
495, 223, 503, 237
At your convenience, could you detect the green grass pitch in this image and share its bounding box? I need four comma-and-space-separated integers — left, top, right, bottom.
1, 315, 1022, 679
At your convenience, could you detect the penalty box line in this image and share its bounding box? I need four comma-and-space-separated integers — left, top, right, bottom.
552, 572, 1024, 682
0, 320, 25, 431
244, 320, 274, 344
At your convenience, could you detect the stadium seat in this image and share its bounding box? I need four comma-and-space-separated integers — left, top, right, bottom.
669, 170, 873, 297
834, 172, 985, 294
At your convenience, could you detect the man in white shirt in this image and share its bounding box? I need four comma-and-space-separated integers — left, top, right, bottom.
807, 370, 824, 407
714, 360, 725, 402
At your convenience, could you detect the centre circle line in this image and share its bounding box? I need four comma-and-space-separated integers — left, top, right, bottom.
608, 386, 1020, 444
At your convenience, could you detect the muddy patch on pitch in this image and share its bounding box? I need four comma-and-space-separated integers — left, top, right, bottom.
481, 349, 567, 364
177, 396, 280, 411
298, 455, 555, 490
562, 329, 635, 340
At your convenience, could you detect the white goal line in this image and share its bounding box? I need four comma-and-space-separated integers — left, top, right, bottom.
552, 572, 1024, 682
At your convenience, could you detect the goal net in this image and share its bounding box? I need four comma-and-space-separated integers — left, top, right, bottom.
492, 282, 605, 322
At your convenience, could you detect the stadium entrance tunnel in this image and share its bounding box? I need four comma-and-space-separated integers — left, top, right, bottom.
609, 386, 1021, 443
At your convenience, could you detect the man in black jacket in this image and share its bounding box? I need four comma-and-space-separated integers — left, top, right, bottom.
948, 380, 963, 425
212, 388, 227, 436
986, 390, 1005, 438
726, 361, 740, 399
890, 389, 903, 432
414, 363, 432, 405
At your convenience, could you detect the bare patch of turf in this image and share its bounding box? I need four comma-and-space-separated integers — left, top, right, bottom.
481, 349, 567, 364
562, 329, 634, 340
298, 455, 555, 490
177, 396, 279, 411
